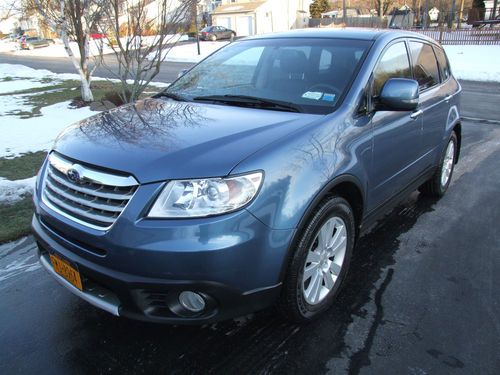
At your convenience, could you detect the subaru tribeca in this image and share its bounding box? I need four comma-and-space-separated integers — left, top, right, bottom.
33, 29, 461, 324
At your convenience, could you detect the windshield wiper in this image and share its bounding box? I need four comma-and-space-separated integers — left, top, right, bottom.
192, 94, 302, 113
155, 91, 188, 102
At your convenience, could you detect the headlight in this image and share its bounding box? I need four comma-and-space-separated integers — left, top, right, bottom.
147, 171, 263, 218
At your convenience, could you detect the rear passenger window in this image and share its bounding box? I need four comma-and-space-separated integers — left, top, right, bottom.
372, 42, 412, 97
434, 46, 450, 81
319, 49, 332, 71
409, 42, 440, 90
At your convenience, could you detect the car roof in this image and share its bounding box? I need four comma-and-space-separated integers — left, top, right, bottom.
244, 28, 437, 44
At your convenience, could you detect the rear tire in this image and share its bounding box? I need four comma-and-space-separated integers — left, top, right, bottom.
230, 33, 235, 41
277, 196, 355, 323
419, 132, 458, 197
28, 44, 34, 50
210, 35, 217, 41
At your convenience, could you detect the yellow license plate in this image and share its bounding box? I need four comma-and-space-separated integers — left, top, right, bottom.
50, 253, 83, 291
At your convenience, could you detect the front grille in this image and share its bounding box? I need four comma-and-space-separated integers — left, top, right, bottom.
42, 152, 139, 230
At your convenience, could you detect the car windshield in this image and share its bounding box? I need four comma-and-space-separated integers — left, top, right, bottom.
166, 38, 371, 114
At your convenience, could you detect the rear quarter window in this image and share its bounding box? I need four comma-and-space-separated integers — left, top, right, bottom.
433, 46, 451, 81
409, 42, 440, 91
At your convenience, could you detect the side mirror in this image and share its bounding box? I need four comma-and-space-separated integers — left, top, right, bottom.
377, 78, 419, 111
177, 69, 189, 78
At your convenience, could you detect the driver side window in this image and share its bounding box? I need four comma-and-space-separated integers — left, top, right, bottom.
372, 42, 412, 98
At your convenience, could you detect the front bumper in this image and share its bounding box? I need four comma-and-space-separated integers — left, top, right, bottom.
32, 190, 294, 324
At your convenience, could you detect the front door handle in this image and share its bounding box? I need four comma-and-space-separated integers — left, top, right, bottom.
410, 109, 423, 119
445, 95, 453, 101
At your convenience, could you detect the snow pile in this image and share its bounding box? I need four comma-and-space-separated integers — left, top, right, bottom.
0, 40, 18, 53
0, 100, 95, 158
149, 41, 229, 63
443, 45, 500, 82
0, 176, 36, 204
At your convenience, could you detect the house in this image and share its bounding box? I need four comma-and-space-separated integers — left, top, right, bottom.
428, 7, 439, 22
212, 0, 312, 36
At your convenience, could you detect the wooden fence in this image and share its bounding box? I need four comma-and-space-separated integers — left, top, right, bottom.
404, 28, 500, 45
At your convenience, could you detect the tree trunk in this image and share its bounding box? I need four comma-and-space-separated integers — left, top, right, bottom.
60, 30, 94, 102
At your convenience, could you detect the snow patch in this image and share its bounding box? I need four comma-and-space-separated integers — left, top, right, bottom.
0, 176, 36, 203
149, 41, 229, 63
0, 100, 95, 158
443, 45, 500, 82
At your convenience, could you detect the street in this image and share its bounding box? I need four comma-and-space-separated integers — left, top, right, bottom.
0, 52, 192, 84
0, 55, 499, 374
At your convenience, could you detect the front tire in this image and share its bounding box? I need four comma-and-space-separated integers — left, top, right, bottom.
419, 132, 458, 197
277, 196, 355, 323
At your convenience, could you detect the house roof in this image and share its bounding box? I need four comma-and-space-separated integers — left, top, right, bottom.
213, 1, 266, 15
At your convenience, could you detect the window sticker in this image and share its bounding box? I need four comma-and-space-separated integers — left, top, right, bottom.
302, 91, 323, 100
322, 93, 336, 102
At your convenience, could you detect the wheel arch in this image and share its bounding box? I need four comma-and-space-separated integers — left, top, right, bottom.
452, 121, 461, 163
278, 174, 365, 282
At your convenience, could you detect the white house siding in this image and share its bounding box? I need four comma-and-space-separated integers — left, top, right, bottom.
213, 0, 312, 36
213, 13, 255, 36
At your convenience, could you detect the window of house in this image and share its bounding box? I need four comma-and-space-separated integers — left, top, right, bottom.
372, 42, 412, 97
409, 42, 440, 90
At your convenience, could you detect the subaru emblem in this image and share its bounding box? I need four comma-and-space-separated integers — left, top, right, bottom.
67, 168, 81, 184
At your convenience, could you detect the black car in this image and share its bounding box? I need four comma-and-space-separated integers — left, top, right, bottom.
199, 26, 236, 41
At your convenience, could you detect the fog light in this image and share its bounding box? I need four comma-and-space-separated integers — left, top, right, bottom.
178, 291, 205, 313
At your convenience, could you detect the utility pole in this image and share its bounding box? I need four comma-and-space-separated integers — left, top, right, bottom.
423, 0, 429, 28
343, 0, 347, 23
195, 1, 200, 55
458, 0, 465, 29
493, 0, 498, 19
449, 0, 457, 28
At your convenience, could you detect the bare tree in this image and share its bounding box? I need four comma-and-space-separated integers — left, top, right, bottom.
375, 0, 394, 16
100, 0, 195, 104
0, 1, 19, 22
33, 0, 106, 101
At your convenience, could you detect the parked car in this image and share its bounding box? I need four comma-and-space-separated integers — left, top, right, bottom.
20, 36, 52, 50
33, 29, 461, 324
199, 25, 236, 41
9, 33, 21, 41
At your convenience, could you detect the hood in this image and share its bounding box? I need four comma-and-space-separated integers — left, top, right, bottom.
53, 98, 321, 183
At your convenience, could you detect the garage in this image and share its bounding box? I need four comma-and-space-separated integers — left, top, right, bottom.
236, 16, 254, 36
217, 16, 232, 30
212, 1, 265, 37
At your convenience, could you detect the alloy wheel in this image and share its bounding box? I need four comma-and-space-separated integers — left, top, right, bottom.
441, 140, 455, 187
302, 216, 347, 305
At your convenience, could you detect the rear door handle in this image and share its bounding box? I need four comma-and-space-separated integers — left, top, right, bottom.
445, 95, 453, 101
410, 110, 423, 119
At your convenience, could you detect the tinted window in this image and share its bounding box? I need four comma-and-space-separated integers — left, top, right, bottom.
372, 42, 411, 97
167, 38, 371, 115
319, 49, 332, 71
434, 46, 450, 81
409, 42, 440, 90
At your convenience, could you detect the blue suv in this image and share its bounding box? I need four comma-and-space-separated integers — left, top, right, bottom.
33, 29, 461, 323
